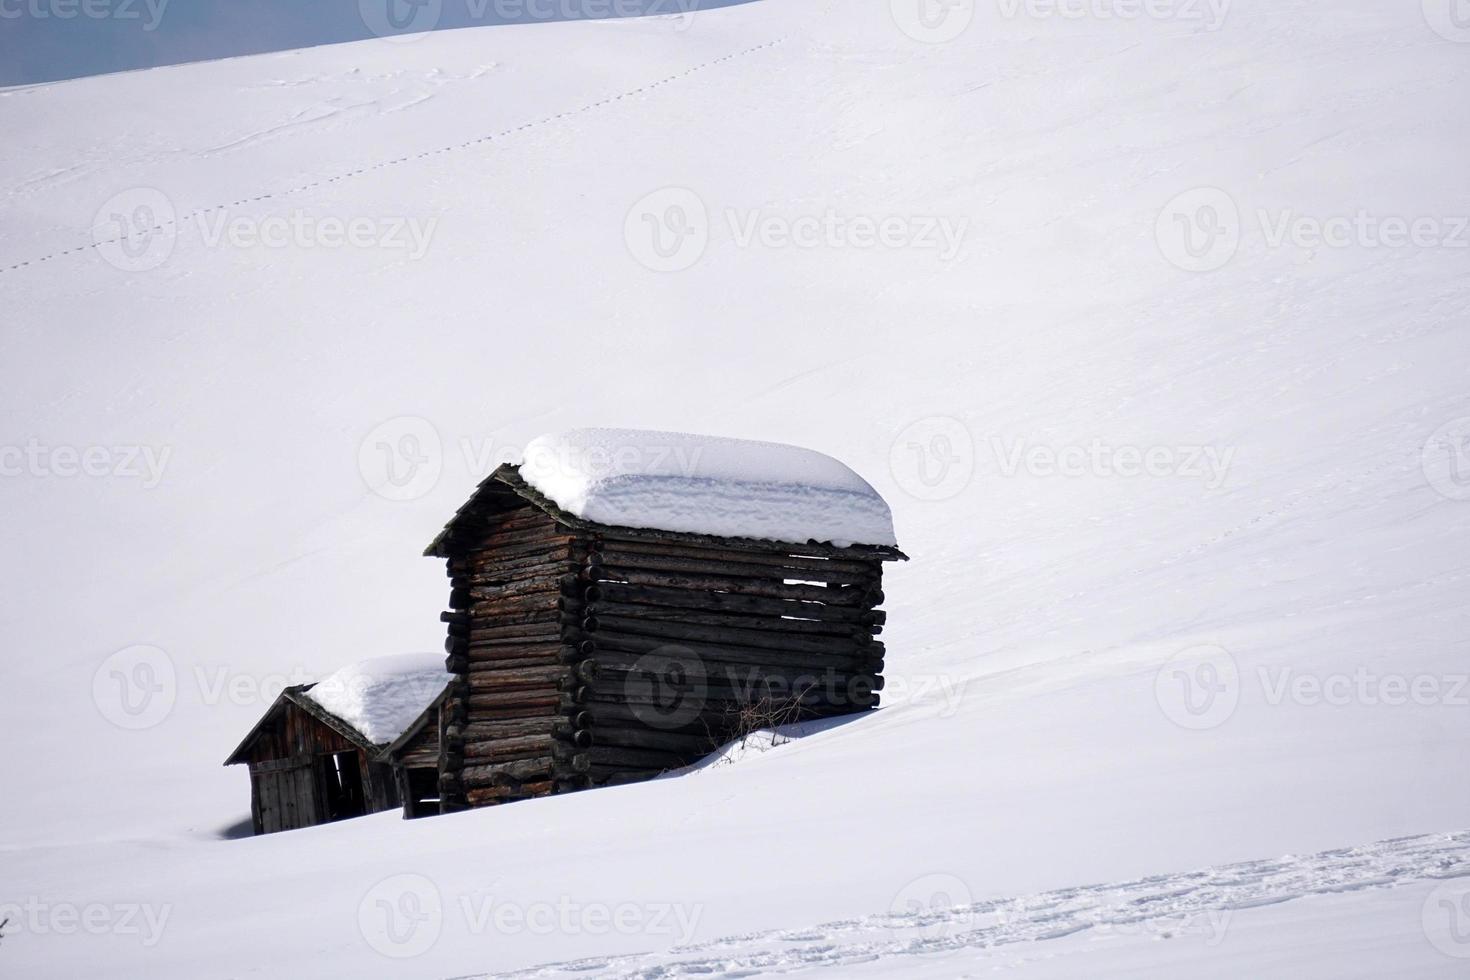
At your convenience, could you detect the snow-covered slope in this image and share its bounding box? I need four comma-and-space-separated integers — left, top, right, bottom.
2, 1, 1468, 977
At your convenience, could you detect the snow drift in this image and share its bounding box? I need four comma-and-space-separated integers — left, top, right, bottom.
301, 653, 446, 745
519, 428, 898, 547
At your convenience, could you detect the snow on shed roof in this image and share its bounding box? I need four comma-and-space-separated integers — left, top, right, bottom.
299, 653, 448, 745
514, 428, 898, 549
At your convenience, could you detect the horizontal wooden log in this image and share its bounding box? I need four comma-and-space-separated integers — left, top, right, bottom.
583, 682, 881, 715
465, 690, 563, 712
462, 756, 555, 787
590, 724, 719, 755
585, 582, 876, 624
581, 600, 873, 639
451, 535, 577, 566
589, 535, 882, 575
587, 744, 687, 770
453, 544, 577, 577
467, 520, 577, 550
589, 630, 879, 672
592, 663, 880, 709
466, 666, 566, 692
590, 548, 877, 587
464, 576, 570, 604
467, 632, 568, 651
462, 734, 589, 762
465, 660, 596, 688
457, 564, 580, 591
586, 613, 870, 656
589, 565, 875, 606
581, 698, 734, 732
466, 779, 555, 806
461, 606, 570, 630
466, 640, 570, 659
467, 593, 565, 618
454, 714, 585, 746
466, 621, 567, 643
467, 652, 572, 673
591, 525, 894, 565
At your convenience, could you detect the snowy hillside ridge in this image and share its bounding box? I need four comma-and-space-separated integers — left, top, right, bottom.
300, 653, 447, 745
519, 428, 898, 548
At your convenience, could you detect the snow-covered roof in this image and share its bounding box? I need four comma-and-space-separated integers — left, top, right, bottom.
299, 653, 447, 745
516, 428, 897, 549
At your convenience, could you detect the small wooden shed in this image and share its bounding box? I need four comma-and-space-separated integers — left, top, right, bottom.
224, 684, 403, 835
377, 686, 452, 819
425, 431, 905, 812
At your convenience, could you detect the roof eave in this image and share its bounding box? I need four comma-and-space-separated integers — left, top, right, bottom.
426, 464, 907, 562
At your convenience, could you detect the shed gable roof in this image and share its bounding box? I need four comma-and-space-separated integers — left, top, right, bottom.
222, 684, 381, 766
426, 464, 907, 561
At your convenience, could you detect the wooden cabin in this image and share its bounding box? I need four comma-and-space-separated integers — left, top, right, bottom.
424, 451, 905, 812
225, 672, 445, 834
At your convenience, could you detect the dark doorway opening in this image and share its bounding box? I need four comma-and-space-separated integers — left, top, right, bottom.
319, 751, 367, 822
404, 768, 441, 819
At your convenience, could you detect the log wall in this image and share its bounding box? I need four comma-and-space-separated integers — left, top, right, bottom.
437, 504, 888, 808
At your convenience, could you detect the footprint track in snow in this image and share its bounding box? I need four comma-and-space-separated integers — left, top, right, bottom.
0, 37, 787, 276
483, 829, 1470, 979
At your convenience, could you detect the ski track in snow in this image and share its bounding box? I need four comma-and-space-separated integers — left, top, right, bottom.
0, 37, 786, 276
484, 830, 1470, 978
